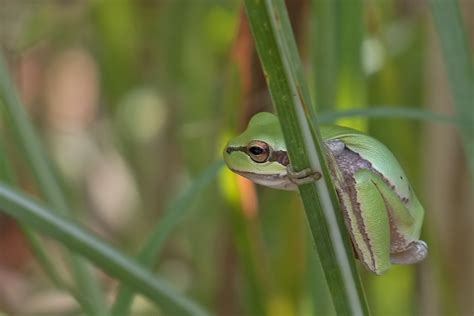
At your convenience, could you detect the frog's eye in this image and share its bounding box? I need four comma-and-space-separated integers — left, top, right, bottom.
247, 140, 271, 163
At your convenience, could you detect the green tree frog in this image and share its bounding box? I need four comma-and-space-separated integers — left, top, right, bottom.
223, 112, 427, 275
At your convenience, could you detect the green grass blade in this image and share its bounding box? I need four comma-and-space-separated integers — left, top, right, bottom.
243, 1, 369, 315
21, 229, 69, 288
21, 228, 93, 309
111, 161, 223, 316
0, 136, 96, 310
0, 140, 15, 183
0, 137, 73, 292
334, 0, 367, 130
312, 0, 337, 112
0, 56, 68, 214
0, 54, 107, 315
429, 0, 474, 176
0, 183, 210, 316
318, 107, 458, 125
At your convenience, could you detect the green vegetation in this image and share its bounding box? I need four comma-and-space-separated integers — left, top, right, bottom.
0, 0, 472, 315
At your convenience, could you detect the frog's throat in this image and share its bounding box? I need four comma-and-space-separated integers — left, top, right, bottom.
230, 169, 295, 190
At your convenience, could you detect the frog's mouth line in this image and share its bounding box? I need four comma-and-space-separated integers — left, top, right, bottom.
230, 169, 286, 181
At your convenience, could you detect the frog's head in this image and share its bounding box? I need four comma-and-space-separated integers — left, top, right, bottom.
223, 112, 291, 188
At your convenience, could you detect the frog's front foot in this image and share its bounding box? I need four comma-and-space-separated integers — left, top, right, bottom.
390, 240, 428, 264
287, 165, 322, 186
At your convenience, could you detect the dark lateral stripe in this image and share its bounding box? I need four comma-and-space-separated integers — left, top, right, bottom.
225, 146, 247, 154
226, 146, 289, 166
269, 150, 289, 166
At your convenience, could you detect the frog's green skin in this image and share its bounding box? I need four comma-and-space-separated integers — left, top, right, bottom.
223, 112, 427, 275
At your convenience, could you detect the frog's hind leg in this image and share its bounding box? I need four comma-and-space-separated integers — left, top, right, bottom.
349, 169, 392, 275
390, 240, 428, 264
367, 171, 428, 266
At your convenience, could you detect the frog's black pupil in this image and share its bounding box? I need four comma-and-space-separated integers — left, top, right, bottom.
250, 146, 263, 155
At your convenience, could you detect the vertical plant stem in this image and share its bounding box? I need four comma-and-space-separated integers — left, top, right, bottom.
334, 0, 367, 131
243, 1, 369, 315
313, 0, 337, 112
429, 0, 474, 177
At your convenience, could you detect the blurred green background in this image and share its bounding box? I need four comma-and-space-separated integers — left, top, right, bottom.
0, 0, 472, 315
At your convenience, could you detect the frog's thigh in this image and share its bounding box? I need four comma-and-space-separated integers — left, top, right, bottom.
354, 169, 391, 274
368, 174, 427, 264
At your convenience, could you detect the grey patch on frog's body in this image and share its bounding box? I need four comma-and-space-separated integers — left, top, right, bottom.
326, 139, 417, 265
326, 140, 346, 156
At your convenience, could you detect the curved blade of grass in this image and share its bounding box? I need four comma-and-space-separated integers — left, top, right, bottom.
0, 137, 79, 299
243, 1, 369, 315
0, 183, 210, 316
20, 228, 94, 309
0, 140, 15, 183
429, 0, 474, 177
318, 107, 458, 125
111, 161, 223, 316
0, 54, 106, 315
0, 56, 72, 216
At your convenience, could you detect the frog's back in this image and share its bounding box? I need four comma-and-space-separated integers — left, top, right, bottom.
321, 125, 412, 204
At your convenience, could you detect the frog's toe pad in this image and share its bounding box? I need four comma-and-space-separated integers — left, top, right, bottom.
390, 240, 428, 265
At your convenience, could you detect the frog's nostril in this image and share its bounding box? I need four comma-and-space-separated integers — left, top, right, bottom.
226, 147, 232, 154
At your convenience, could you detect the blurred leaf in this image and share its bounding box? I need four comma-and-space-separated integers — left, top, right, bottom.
318, 107, 457, 125
0, 132, 87, 305
0, 54, 107, 315
312, 0, 337, 112
0, 140, 14, 183
334, 0, 367, 130
111, 161, 223, 316
92, 0, 140, 103
429, 0, 474, 177
0, 184, 210, 316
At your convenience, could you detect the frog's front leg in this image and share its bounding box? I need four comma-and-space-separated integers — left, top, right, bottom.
286, 166, 322, 186
285, 139, 344, 187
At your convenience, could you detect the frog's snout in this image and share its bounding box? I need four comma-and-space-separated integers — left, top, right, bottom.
223, 145, 243, 156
